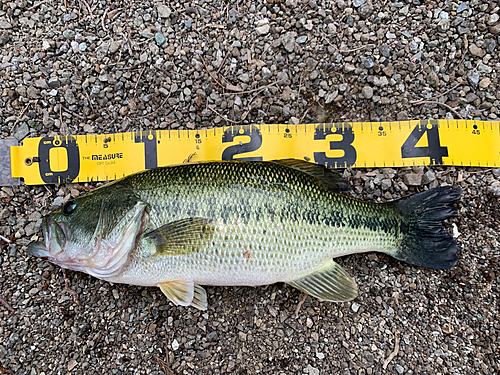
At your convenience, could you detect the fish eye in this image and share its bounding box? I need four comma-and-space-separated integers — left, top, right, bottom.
63, 200, 77, 215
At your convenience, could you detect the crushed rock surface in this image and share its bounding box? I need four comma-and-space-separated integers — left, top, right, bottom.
1, 0, 499, 374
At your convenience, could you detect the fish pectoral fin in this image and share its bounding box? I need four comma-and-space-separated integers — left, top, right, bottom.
158, 280, 194, 307
145, 217, 215, 256
191, 284, 208, 311
270, 159, 351, 193
157, 281, 208, 310
287, 260, 357, 302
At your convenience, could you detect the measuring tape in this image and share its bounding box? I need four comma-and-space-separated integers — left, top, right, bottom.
3, 119, 499, 186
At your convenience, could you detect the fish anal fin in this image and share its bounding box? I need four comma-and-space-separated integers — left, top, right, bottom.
287, 260, 357, 302
145, 217, 215, 256
271, 159, 351, 193
158, 280, 194, 307
191, 284, 208, 310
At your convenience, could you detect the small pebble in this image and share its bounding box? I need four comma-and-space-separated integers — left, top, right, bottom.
362, 86, 374, 99
155, 33, 165, 46
351, 302, 360, 313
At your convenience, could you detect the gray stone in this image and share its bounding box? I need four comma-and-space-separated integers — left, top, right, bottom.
25, 221, 40, 237
344, 63, 356, 73
456, 3, 467, 13
469, 44, 485, 57
305, 57, 318, 69
155, 33, 165, 46
403, 173, 422, 186
373, 76, 389, 86
487, 14, 499, 26
0, 19, 12, 29
0, 31, 11, 46
381, 179, 392, 190
65, 89, 76, 105
109, 40, 121, 54
48, 77, 61, 88
238, 73, 250, 83
362, 86, 373, 99
91, 85, 101, 95
256, 24, 270, 35
324, 90, 338, 104
427, 72, 439, 87
383, 64, 394, 76
28, 211, 42, 222
489, 185, 500, 196
397, 111, 408, 121
476, 63, 492, 74
27, 86, 39, 99
351, 302, 360, 312
228, 8, 240, 25
467, 71, 480, 86
304, 365, 319, 375
63, 29, 75, 39
34, 79, 48, 89
281, 86, 292, 101
261, 67, 272, 80
276, 71, 289, 83
157, 5, 171, 18
296, 35, 307, 44
363, 56, 374, 68
422, 170, 436, 184
489, 23, 500, 34
379, 44, 391, 57
358, 4, 373, 19
13, 123, 29, 141
282, 32, 295, 52
395, 364, 404, 374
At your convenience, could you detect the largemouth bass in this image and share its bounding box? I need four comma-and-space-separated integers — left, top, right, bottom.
27, 160, 461, 310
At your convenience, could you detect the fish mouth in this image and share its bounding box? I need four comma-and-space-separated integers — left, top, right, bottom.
26, 217, 69, 260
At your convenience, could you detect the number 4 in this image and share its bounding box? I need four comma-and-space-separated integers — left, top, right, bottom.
401, 121, 448, 165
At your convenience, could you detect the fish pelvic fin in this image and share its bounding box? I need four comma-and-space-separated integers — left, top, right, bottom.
391, 185, 462, 270
158, 280, 194, 307
144, 217, 215, 256
287, 260, 358, 302
157, 280, 208, 310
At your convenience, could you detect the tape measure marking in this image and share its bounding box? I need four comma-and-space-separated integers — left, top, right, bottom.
7, 119, 500, 185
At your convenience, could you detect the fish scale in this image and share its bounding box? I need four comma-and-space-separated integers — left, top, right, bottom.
27, 160, 461, 310
110, 162, 403, 286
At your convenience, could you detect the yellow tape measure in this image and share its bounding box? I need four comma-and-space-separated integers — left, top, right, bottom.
7, 119, 500, 185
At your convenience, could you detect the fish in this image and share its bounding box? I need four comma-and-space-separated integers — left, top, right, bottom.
27, 160, 461, 310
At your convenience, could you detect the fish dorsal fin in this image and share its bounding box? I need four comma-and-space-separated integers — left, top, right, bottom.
158, 281, 208, 310
158, 280, 194, 306
144, 217, 215, 256
287, 260, 357, 302
271, 159, 351, 192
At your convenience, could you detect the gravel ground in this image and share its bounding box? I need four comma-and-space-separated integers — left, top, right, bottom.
1, 0, 499, 374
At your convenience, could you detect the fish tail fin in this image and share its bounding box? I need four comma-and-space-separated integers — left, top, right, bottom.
391, 185, 461, 270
